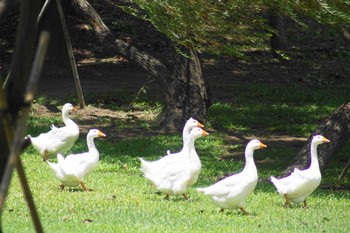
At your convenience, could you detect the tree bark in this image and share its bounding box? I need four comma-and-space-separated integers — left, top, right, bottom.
268, 10, 286, 58
281, 101, 350, 177
115, 40, 210, 130
114, 39, 172, 90
157, 46, 210, 131
335, 26, 350, 44
71, 0, 111, 42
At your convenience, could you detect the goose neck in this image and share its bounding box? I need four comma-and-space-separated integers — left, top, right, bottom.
183, 136, 198, 160
62, 111, 74, 126
184, 136, 195, 150
87, 136, 97, 153
310, 141, 320, 169
182, 126, 190, 144
243, 147, 256, 171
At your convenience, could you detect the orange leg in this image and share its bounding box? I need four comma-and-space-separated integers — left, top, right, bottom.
284, 194, 291, 208
303, 199, 308, 209
182, 193, 189, 200
80, 182, 89, 192
240, 207, 250, 215
43, 150, 49, 161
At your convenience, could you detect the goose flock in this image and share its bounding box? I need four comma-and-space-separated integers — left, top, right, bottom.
28, 103, 330, 214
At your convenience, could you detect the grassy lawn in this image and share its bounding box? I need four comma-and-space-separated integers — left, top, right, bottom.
2, 83, 350, 232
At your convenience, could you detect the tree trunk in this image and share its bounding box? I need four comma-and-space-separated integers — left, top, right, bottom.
115, 40, 210, 131
268, 10, 286, 58
67, 3, 211, 131
157, 46, 210, 131
281, 101, 350, 177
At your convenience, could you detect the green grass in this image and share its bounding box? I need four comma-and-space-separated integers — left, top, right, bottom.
207, 84, 350, 137
2, 138, 350, 233
2, 83, 350, 232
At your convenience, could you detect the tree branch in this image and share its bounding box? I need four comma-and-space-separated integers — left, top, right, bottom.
115, 39, 172, 90
335, 26, 350, 44
71, 0, 111, 42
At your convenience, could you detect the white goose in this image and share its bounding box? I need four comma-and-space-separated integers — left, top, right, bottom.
270, 135, 330, 208
47, 129, 106, 192
166, 117, 204, 156
140, 117, 204, 181
197, 140, 267, 214
28, 103, 79, 161
140, 127, 209, 199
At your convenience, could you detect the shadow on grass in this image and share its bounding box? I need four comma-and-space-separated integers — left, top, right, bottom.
61, 188, 90, 193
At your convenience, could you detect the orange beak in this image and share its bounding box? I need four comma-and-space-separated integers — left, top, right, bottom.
72, 106, 77, 111
98, 131, 106, 137
322, 137, 330, 143
197, 122, 204, 128
202, 130, 209, 136
259, 142, 267, 149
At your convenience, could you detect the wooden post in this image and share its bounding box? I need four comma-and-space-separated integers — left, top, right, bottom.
56, 0, 86, 108
0, 30, 49, 233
